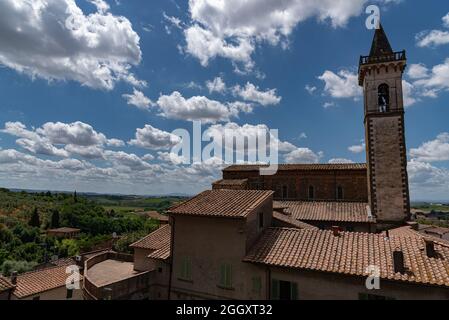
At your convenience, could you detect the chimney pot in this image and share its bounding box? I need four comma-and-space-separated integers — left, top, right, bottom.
10, 271, 18, 285
393, 250, 405, 274
406, 221, 419, 231
425, 240, 436, 258
332, 226, 341, 237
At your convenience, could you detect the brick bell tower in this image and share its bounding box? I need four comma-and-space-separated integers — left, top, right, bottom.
358, 25, 410, 228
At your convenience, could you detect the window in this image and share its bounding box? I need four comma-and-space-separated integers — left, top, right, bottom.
258, 212, 264, 229
179, 257, 192, 281
252, 276, 262, 295
308, 186, 315, 200
359, 293, 395, 300
378, 84, 390, 113
158, 267, 163, 273
219, 263, 233, 289
282, 185, 288, 199
66, 288, 73, 299
337, 186, 344, 200
271, 279, 298, 300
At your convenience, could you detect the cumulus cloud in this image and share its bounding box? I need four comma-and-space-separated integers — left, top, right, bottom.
232, 82, 281, 106
407, 64, 430, 80
406, 59, 449, 101
348, 142, 366, 154
183, 0, 398, 70
318, 69, 362, 99
305, 85, 317, 95
416, 30, 449, 47
328, 158, 354, 164
408, 160, 449, 199
156, 91, 242, 123
0, 0, 143, 90
1, 121, 124, 159
128, 125, 181, 150
284, 148, 323, 163
123, 89, 155, 110
410, 133, 449, 162
206, 77, 227, 94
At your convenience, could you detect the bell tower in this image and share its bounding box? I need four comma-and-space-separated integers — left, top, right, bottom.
358, 25, 410, 227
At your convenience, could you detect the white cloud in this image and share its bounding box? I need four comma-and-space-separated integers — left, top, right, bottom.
128, 125, 181, 150
305, 85, 317, 95
156, 91, 240, 123
123, 89, 155, 110
284, 148, 323, 164
88, 0, 110, 13
206, 77, 227, 94
407, 64, 429, 80
318, 70, 362, 99
232, 82, 281, 106
408, 160, 449, 199
184, 0, 395, 70
402, 80, 418, 107
416, 30, 449, 47
1, 121, 124, 159
348, 142, 365, 154
410, 133, 449, 162
443, 12, 449, 28
408, 59, 449, 101
157, 152, 186, 165
0, 0, 143, 90
328, 158, 354, 164
323, 102, 336, 109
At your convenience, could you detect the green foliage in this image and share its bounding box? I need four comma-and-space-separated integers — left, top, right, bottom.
51, 209, 60, 229
29, 207, 40, 228
1, 260, 37, 276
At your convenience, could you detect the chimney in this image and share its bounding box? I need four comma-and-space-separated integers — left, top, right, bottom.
10, 271, 18, 285
393, 250, 405, 274
406, 221, 419, 231
425, 240, 436, 258
385, 230, 390, 239
332, 226, 341, 237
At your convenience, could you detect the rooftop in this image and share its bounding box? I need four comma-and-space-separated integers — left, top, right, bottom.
272, 211, 318, 230
87, 259, 138, 287
223, 163, 367, 172
130, 224, 171, 250
275, 201, 374, 223
142, 211, 169, 222
212, 179, 248, 186
244, 227, 449, 288
168, 189, 274, 218
0, 275, 14, 293
13, 265, 83, 299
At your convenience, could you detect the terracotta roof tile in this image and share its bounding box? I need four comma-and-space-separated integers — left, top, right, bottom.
13, 265, 83, 299
130, 225, 171, 250
168, 190, 274, 218
244, 228, 449, 288
272, 211, 318, 230
224, 163, 367, 172
275, 201, 374, 223
0, 275, 15, 293
147, 242, 171, 261
213, 179, 248, 186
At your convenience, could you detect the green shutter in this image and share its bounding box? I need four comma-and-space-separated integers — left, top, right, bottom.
290, 282, 298, 300
252, 276, 262, 294
271, 279, 280, 300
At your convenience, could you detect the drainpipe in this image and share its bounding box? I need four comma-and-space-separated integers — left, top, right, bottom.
167, 216, 175, 300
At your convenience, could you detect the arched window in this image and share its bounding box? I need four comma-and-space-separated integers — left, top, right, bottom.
337, 186, 344, 200
308, 186, 315, 200
378, 84, 390, 113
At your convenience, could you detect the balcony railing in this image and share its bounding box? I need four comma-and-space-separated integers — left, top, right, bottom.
359, 51, 406, 65
83, 251, 153, 300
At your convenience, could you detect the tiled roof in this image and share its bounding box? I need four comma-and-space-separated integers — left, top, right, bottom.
387, 226, 449, 246
130, 225, 171, 250
213, 179, 248, 186
0, 275, 14, 293
168, 190, 274, 218
147, 242, 171, 261
244, 228, 449, 288
272, 211, 318, 230
13, 265, 83, 299
275, 201, 374, 223
223, 163, 367, 172
144, 211, 169, 222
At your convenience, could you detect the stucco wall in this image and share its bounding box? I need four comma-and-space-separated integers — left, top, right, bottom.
12, 283, 84, 300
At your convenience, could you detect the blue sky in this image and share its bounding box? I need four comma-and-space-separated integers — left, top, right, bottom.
0, 0, 448, 200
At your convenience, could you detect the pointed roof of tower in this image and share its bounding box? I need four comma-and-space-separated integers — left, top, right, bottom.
369, 24, 393, 57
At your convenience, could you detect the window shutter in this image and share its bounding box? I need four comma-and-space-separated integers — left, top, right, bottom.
271, 279, 280, 300
220, 264, 226, 287
290, 282, 298, 300
227, 264, 232, 288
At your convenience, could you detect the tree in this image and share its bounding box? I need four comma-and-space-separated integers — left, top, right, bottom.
29, 208, 40, 228
51, 210, 60, 229
73, 190, 78, 203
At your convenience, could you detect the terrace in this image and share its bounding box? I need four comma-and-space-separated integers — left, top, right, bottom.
83, 251, 152, 300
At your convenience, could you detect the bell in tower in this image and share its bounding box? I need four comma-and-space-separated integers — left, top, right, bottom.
358, 24, 410, 229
